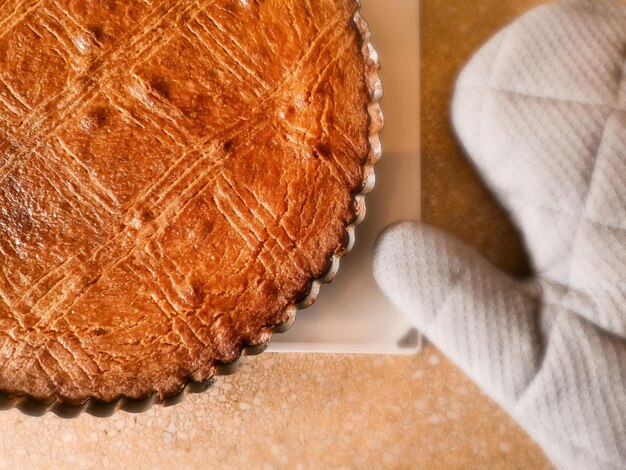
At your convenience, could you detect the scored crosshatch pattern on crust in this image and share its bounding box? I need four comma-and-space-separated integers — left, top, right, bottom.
0, 1, 191, 181
0, 0, 379, 407
1, 2, 341, 304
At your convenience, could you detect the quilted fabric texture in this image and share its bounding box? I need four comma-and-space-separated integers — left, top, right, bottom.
373, 1, 626, 468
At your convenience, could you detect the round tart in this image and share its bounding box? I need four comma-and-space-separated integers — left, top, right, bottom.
0, 0, 381, 406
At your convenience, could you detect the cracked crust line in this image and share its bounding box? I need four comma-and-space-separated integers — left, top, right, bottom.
0, 0, 42, 38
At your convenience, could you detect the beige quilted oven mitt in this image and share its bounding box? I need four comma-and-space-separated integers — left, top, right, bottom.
372, 0, 626, 468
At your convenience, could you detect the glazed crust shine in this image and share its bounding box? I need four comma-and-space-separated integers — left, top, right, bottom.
0, 0, 373, 404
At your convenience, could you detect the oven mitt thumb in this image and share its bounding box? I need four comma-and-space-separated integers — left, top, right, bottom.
372, 1, 626, 469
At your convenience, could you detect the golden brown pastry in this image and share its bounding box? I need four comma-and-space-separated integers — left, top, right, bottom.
0, 0, 378, 404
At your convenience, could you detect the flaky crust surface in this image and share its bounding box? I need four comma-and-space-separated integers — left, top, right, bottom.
0, 0, 372, 404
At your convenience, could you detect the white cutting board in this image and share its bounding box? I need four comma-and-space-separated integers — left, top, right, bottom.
269, 0, 420, 354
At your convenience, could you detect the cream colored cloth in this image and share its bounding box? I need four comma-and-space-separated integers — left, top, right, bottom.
372, 1, 626, 468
